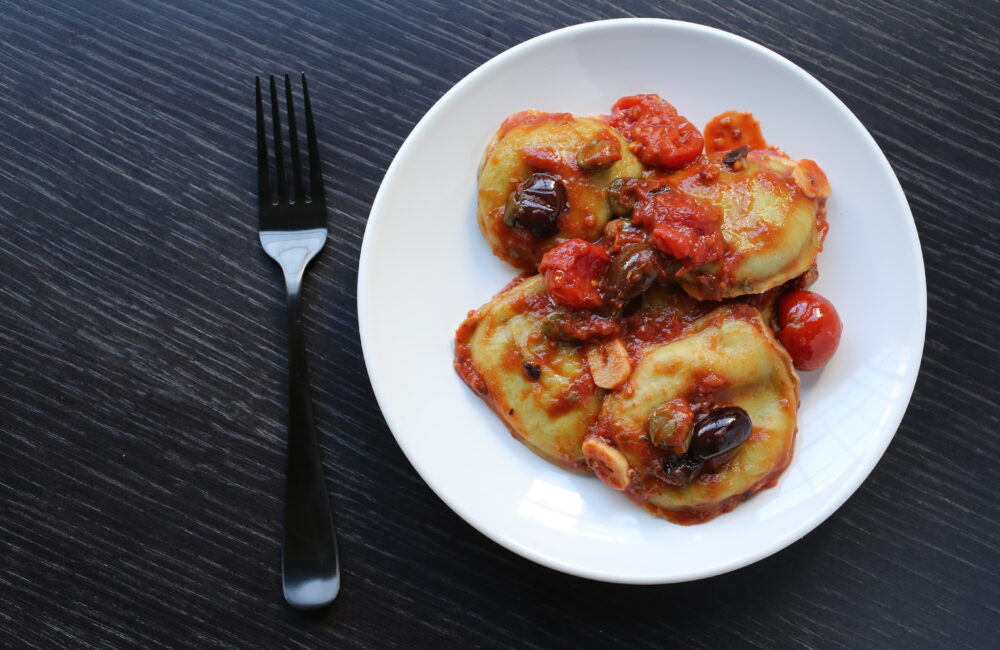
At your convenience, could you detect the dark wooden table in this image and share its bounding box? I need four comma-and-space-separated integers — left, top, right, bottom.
1, 1, 997, 647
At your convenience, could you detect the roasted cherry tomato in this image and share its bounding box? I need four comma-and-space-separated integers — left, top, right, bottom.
539, 239, 610, 310
777, 290, 842, 371
609, 94, 704, 170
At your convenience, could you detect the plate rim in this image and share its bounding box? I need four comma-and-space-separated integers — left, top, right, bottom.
357, 17, 927, 583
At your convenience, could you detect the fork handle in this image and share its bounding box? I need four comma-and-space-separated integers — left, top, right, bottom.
281, 273, 339, 607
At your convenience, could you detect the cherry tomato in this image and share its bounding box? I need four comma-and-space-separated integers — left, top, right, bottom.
609, 94, 704, 170
777, 290, 842, 371
539, 239, 610, 310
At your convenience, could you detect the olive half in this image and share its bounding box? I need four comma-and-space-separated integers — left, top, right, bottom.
604, 242, 660, 304
505, 172, 567, 239
689, 406, 753, 473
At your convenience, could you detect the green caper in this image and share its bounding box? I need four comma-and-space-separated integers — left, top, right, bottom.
540, 312, 573, 341
607, 177, 638, 218
577, 136, 621, 171
648, 399, 694, 454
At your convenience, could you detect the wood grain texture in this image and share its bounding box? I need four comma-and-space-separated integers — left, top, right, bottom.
0, 0, 997, 647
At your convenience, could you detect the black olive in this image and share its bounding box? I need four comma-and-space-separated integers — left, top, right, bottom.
523, 361, 542, 379
509, 173, 566, 239
604, 242, 660, 304
723, 146, 750, 171
701, 447, 741, 474
689, 406, 752, 472
661, 454, 701, 487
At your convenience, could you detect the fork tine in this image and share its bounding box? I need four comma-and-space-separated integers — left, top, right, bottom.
301, 73, 324, 202
269, 75, 288, 204
255, 77, 271, 208
284, 75, 305, 203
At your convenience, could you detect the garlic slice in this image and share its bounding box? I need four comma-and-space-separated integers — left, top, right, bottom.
582, 438, 633, 490
586, 338, 631, 390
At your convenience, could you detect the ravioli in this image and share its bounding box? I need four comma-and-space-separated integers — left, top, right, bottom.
585, 303, 799, 524
668, 150, 826, 300
478, 111, 643, 270
454, 275, 603, 469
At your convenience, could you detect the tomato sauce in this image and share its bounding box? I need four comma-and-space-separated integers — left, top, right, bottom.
620, 290, 709, 352
495, 110, 575, 141
631, 189, 725, 270
453, 338, 487, 397
548, 367, 599, 417
703, 111, 768, 154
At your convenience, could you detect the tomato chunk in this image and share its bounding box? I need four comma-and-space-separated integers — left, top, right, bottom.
777, 290, 843, 371
610, 94, 704, 170
539, 239, 610, 310
703, 111, 768, 155
631, 190, 724, 269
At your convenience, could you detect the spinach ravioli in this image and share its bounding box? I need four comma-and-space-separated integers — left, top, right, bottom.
668, 150, 826, 300
477, 111, 643, 270
585, 303, 799, 524
455, 275, 604, 470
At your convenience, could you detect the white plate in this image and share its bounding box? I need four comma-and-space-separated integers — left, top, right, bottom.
358, 19, 925, 583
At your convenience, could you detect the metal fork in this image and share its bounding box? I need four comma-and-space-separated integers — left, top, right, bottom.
255, 73, 339, 609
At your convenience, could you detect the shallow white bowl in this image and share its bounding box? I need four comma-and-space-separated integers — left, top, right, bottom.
358, 18, 925, 583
